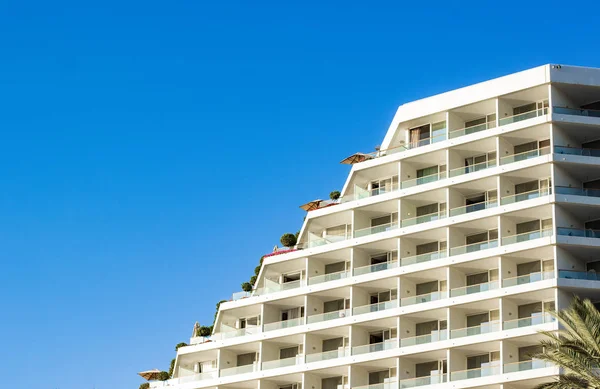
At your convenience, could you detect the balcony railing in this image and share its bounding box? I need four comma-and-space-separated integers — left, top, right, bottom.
401, 211, 446, 227
308, 270, 350, 285
304, 235, 350, 248
354, 260, 398, 276
354, 382, 398, 389
215, 326, 260, 340
354, 221, 399, 238
342, 183, 400, 203
400, 330, 447, 347
504, 360, 554, 373
503, 271, 554, 287
559, 269, 600, 281
449, 280, 499, 297
231, 291, 252, 301
351, 339, 396, 356
401, 291, 447, 307
450, 239, 498, 256
557, 227, 600, 238
307, 309, 350, 324
555, 186, 600, 198
220, 363, 257, 377
554, 145, 600, 157
501, 228, 553, 245
500, 188, 550, 205
400, 250, 446, 267
499, 107, 547, 126
263, 317, 304, 332
449, 159, 496, 177
503, 312, 554, 330
399, 374, 447, 388
261, 356, 301, 370
150, 371, 217, 387
353, 300, 398, 315
401, 171, 446, 189
554, 106, 600, 118
449, 200, 497, 217
407, 133, 448, 150
449, 121, 495, 139
257, 279, 306, 295
451, 363, 500, 381
499, 146, 550, 165
450, 321, 500, 339
305, 347, 349, 363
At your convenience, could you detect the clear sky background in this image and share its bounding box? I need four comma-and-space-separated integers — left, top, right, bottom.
0, 1, 599, 388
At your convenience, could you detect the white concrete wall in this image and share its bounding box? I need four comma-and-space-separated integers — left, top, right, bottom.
304, 373, 322, 389
307, 258, 326, 279
218, 348, 238, 369
306, 295, 324, 317
350, 365, 369, 387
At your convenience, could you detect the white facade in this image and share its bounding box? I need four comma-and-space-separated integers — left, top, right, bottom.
154, 64, 600, 389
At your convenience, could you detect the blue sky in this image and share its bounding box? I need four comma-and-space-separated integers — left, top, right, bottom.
0, 1, 598, 388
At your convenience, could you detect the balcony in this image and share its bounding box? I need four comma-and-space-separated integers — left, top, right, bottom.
401, 171, 446, 189
501, 228, 553, 245
448, 121, 494, 139
503, 271, 554, 287
352, 300, 398, 315
263, 318, 304, 332
262, 356, 301, 370
256, 279, 306, 296
214, 327, 261, 341
354, 260, 398, 276
499, 146, 550, 165
450, 364, 500, 381
354, 382, 398, 389
503, 360, 554, 373
308, 270, 350, 286
498, 106, 547, 126
400, 250, 446, 267
503, 313, 554, 330
305, 347, 349, 363
450, 321, 500, 339
557, 227, 600, 238
354, 221, 399, 238
500, 188, 550, 205
555, 186, 600, 198
450, 239, 498, 256
342, 183, 400, 204
401, 211, 446, 227
399, 374, 447, 388
220, 363, 257, 377
553, 106, 600, 118
400, 330, 447, 347
449, 280, 499, 297
559, 269, 600, 281
351, 339, 396, 356
306, 309, 350, 324
555, 145, 600, 157
401, 291, 447, 307
449, 159, 496, 178
449, 200, 496, 217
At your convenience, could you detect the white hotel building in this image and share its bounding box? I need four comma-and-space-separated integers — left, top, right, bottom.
154, 64, 600, 389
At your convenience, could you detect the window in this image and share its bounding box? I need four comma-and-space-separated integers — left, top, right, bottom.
279, 346, 299, 359
325, 261, 347, 274
416, 281, 439, 295
466, 271, 488, 286
371, 176, 399, 195
237, 352, 257, 366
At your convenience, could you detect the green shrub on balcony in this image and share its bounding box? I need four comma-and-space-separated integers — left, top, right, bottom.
280, 233, 297, 247
241, 282, 252, 292
330, 190, 341, 200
